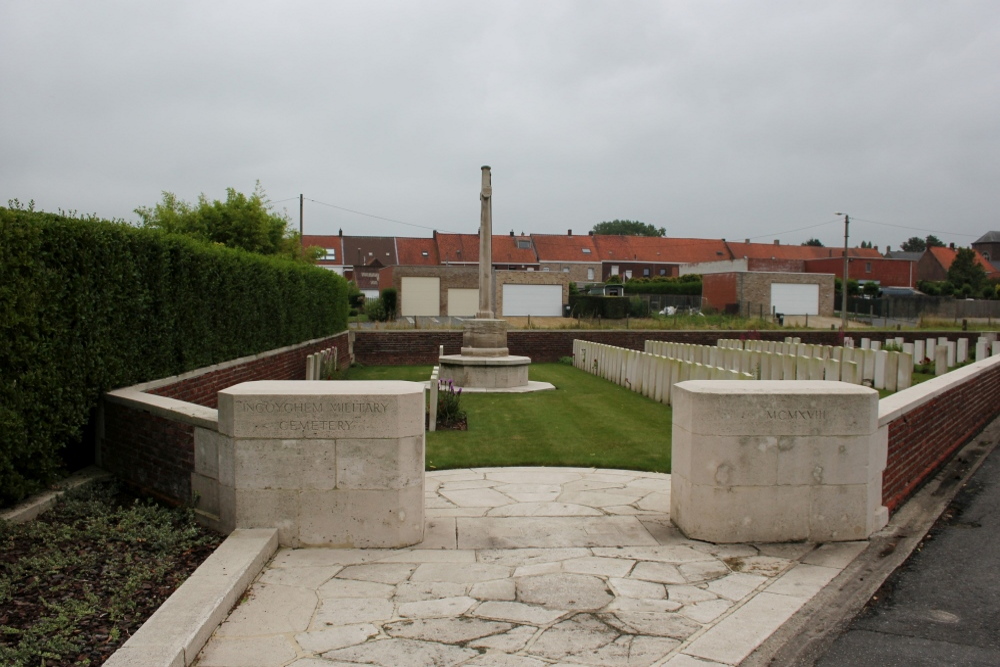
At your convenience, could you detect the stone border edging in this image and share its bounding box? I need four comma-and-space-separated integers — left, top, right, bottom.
877, 353, 1000, 426
740, 413, 1000, 666
0, 466, 112, 523
102, 528, 278, 667
105, 388, 219, 430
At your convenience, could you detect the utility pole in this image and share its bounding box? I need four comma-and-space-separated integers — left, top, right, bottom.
836, 212, 850, 331
299, 194, 304, 258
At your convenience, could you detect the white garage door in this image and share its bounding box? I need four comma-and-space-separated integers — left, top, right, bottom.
401, 277, 440, 316
771, 283, 819, 315
447, 288, 479, 317
503, 284, 562, 316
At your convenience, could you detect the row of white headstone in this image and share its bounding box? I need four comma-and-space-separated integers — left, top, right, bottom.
573, 340, 752, 406
646, 339, 911, 390
304, 347, 338, 380
719, 334, 1000, 375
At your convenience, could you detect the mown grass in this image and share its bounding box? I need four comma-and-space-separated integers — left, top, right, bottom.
344, 363, 672, 473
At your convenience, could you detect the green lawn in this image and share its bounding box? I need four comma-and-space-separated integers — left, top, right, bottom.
343, 363, 672, 473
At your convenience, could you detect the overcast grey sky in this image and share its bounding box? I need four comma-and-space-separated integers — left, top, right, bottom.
3, 1, 999, 248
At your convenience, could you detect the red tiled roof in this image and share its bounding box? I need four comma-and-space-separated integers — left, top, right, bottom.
492, 235, 538, 264
724, 242, 881, 261
531, 234, 600, 262
434, 233, 537, 265
435, 233, 479, 264
592, 236, 731, 264
926, 246, 995, 273
301, 235, 344, 264
395, 237, 439, 265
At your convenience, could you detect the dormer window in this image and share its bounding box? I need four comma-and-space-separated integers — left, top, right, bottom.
582, 248, 591, 254
517, 239, 531, 249
323, 248, 337, 260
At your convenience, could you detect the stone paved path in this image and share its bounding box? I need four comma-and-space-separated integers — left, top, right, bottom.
194, 468, 867, 667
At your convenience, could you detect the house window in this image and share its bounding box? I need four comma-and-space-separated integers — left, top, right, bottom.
659, 269, 666, 276
324, 248, 337, 260
421, 251, 429, 257
866, 262, 872, 273
611, 265, 619, 276
542, 267, 550, 272
625, 270, 632, 279
643, 268, 650, 277
582, 248, 591, 254
587, 268, 595, 280
517, 239, 531, 249
563, 267, 570, 273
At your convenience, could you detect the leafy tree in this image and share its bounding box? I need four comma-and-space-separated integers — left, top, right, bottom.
859, 241, 874, 249
862, 281, 881, 297
947, 247, 988, 294
900, 235, 945, 253
591, 220, 665, 237
802, 238, 824, 247
136, 182, 302, 259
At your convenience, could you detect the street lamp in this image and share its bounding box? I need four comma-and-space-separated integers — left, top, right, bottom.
835, 213, 850, 331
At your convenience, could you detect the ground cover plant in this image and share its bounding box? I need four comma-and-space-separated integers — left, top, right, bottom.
0, 480, 222, 667
345, 363, 673, 472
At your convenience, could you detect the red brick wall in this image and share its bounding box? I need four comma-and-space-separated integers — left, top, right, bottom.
102, 332, 348, 505
352, 330, 980, 365
101, 402, 195, 504
147, 333, 349, 408
882, 360, 1000, 512
805, 257, 916, 288
700, 274, 738, 311
747, 258, 805, 273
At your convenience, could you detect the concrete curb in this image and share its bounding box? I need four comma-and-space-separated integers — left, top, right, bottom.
740, 413, 1000, 666
103, 528, 278, 667
0, 466, 112, 523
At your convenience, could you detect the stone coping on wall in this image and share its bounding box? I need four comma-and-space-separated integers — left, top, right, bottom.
105, 387, 219, 430
877, 353, 1000, 427
124, 334, 344, 394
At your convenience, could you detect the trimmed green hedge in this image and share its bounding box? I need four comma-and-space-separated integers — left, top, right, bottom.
622, 275, 702, 295
0, 208, 348, 504
569, 295, 630, 319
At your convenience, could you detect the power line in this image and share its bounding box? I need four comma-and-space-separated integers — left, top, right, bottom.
301, 197, 463, 235
746, 219, 840, 242
850, 217, 979, 238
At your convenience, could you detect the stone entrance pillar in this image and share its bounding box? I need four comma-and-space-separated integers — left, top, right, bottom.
216, 380, 425, 548
670, 380, 887, 543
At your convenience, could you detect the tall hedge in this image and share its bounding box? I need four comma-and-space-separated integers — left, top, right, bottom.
622, 275, 702, 295
0, 208, 348, 504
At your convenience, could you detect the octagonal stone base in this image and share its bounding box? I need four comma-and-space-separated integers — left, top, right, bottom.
438, 354, 531, 389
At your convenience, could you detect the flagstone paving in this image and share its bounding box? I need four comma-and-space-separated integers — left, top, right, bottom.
194, 468, 867, 667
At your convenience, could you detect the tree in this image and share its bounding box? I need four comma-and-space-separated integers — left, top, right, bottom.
947, 248, 988, 294
802, 238, 824, 247
859, 241, 874, 249
900, 235, 945, 253
591, 220, 665, 237
135, 182, 301, 258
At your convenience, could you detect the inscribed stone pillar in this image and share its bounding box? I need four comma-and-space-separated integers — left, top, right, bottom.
217, 381, 425, 548
671, 381, 886, 542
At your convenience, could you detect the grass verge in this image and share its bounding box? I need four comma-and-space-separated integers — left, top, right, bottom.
345, 363, 672, 473
0, 481, 222, 667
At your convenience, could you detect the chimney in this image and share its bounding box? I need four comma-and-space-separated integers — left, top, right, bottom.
745, 238, 750, 244
774, 240, 780, 245
874, 245, 878, 252
950, 242, 955, 249
589, 231, 594, 236
510, 230, 514, 236
568, 229, 572, 236
886, 245, 891, 253
338, 228, 343, 237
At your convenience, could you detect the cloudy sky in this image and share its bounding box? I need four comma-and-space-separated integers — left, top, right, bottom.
3, 1, 999, 249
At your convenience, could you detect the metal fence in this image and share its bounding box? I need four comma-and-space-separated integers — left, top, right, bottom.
843, 296, 1000, 326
